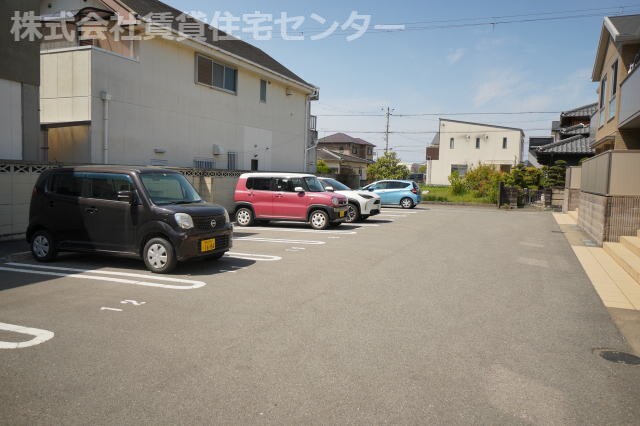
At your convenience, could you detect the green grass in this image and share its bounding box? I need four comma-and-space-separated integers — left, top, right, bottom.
420, 185, 493, 204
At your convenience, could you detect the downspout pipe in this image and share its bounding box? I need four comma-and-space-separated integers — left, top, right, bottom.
303, 94, 310, 173
101, 91, 112, 164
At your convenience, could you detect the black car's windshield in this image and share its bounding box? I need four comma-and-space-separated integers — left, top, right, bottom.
304, 176, 325, 192
321, 179, 351, 191
140, 173, 202, 205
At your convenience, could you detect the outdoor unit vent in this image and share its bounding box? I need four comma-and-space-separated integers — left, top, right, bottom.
466, 135, 471, 140
212, 144, 222, 156
194, 158, 215, 169
484, 135, 490, 140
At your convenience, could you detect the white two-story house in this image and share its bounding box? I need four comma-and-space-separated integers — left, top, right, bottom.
38, 0, 319, 172
426, 119, 524, 185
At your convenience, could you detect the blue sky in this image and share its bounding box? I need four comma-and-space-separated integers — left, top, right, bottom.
168, 0, 640, 162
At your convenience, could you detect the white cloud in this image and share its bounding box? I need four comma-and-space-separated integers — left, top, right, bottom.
447, 48, 466, 64
473, 69, 528, 107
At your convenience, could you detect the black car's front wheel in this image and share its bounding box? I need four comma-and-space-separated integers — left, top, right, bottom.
31, 230, 57, 262
143, 237, 177, 274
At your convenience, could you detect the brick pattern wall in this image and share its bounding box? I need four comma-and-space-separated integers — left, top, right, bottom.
563, 189, 581, 213
578, 192, 608, 245
607, 196, 640, 242
578, 192, 640, 245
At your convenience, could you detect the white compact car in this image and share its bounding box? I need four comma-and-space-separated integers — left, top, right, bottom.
318, 177, 381, 223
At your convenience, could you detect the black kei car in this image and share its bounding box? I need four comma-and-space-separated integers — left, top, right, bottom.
27, 166, 233, 273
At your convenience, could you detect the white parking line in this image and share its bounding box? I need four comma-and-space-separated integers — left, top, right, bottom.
0, 322, 54, 349
350, 223, 381, 227
1, 264, 206, 290
378, 214, 407, 218
238, 227, 357, 235
236, 237, 326, 245
225, 252, 282, 262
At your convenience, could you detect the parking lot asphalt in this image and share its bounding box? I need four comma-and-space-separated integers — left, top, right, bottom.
1, 205, 640, 425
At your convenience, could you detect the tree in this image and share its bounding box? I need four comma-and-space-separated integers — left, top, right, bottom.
367, 152, 410, 180
316, 160, 331, 174
542, 160, 567, 188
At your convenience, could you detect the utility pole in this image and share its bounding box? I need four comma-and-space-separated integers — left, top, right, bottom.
383, 107, 394, 154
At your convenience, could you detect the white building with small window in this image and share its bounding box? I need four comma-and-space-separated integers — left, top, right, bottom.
426, 119, 524, 185
38, 0, 319, 172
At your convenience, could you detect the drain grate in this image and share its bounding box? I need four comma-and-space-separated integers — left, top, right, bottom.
593, 349, 640, 365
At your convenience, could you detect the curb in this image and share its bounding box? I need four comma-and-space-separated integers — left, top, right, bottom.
421, 201, 496, 208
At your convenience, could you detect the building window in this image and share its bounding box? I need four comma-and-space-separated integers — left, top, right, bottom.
599, 76, 607, 127
227, 152, 237, 170
449, 138, 455, 149
475, 138, 480, 149
251, 159, 259, 171
353, 145, 358, 155
611, 61, 618, 97
260, 79, 267, 103
367, 147, 373, 155
609, 61, 618, 121
196, 54, 237, 93
451, 165, 467, 177
194, 158, 215, 169
502, 138, 508, 149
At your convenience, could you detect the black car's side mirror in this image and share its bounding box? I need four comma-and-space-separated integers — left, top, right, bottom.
117, 190, 133, 203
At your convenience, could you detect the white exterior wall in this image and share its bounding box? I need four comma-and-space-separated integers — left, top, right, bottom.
0, 79, 23, 160
40, 37, 313, 171
430, 120, 523, 185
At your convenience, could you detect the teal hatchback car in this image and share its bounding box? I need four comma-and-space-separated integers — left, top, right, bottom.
362, 180, 421, 209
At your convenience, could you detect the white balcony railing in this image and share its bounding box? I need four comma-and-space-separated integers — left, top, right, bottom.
609, 96, 616, 121
619, 65, 640, 128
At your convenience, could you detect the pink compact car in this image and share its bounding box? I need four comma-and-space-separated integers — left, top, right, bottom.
234, 173, 348, 230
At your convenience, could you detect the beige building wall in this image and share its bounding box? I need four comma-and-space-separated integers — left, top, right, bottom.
0, 79, 23, 160
40, 25, 314, 171
429, 120, 523, 185
594, 38, 626, 151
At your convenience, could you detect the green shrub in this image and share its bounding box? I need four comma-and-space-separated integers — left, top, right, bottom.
448, 171, 468, 195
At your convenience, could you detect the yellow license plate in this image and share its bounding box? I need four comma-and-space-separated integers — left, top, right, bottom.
200, 239, 216, 252
339, 210, 346, 218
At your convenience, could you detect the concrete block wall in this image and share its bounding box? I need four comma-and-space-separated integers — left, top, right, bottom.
578, 192, 608, 246
578, 191, 640, 245
0, 163, 58, 241
563, 188, 581, 213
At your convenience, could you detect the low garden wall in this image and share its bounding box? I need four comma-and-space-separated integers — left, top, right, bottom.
0, 161, 243, 242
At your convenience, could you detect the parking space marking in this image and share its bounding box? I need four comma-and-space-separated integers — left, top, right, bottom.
349, 223, 381, 227
1, 264, 206, 290
225, 252, 282, 262
240, 227, 357, 235
236, 237, 326, 245
0, 322, 54, 349
100, 307, 123, 312
378, 214, 408, 218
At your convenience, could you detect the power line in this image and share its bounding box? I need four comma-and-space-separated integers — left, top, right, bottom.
295, 5, 640, 32
318, 128, 552, 134
315, 111, 562, 117
268, 5, 640, 39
